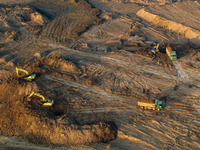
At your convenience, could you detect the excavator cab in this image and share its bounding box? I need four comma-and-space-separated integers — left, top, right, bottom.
28, 92, 54, 107
151, 46, 158, 54
16, 67, 36, 81
151, 39, 164, 54
42, 99, 54, 106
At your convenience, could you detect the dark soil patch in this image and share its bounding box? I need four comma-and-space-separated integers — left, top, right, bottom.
134, 45, 175, 70
172, 44, 196, 59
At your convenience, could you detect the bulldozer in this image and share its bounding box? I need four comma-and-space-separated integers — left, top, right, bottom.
16, 67, 36, 81
28, 92, 54, 106
151, 39, 164, 54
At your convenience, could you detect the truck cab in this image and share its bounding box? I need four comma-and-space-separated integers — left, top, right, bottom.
169, 51, 177, 60
166, 44, 177, 60
155, 100, 164, 110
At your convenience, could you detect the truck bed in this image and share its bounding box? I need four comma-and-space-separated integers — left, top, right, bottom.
166, 44, 172, 56
138, 99, 154, 104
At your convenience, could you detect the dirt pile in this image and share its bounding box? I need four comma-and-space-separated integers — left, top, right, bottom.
136, 8, 200, 47
146, 1, 200, 31
24, 121, 117, 145
0, 0, 98, 44
0, 53, 118, 146
134, 45, 176, 70
0, 78, 38, 136
0, 3, 47, 43
38, 0, 101, 43
0, 0, 200, 149
40, 53, 80, 74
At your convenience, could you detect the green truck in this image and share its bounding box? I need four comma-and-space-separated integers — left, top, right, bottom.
166, 44, 177, 60
138, 99, 164, 111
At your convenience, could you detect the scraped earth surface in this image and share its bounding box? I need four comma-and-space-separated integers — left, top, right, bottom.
0, 0, 200, 150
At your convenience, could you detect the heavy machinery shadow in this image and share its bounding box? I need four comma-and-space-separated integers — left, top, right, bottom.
172, 44, 196, 59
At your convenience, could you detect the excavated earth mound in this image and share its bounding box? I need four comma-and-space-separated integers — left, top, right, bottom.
134, 45, 176, 70
0, 62, 118, 146
134, 44, 196, 71
0, 3, 47, 43
136, 8, 200, 47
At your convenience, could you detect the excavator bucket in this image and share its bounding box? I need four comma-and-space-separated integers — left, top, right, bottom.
28, 91, 54, 107
42, 100, 54, 106
16, 67, 36, 81
24, 74, 36, 81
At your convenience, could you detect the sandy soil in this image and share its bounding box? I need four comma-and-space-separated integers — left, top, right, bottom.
0, 0, 200, 150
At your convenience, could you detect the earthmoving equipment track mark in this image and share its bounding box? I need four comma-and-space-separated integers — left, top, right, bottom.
46, 76, 199, 122
172, 61, 200, 87
46, 42, 178, 80
46, 75, 137, 105
44, 42, 200, 87
163, 109, 200, 123
68, 106, 134, 114
172, 61, 190, 80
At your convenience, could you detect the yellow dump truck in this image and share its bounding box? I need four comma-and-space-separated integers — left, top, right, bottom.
138, 99, 164, 111
166, 44, 177, 60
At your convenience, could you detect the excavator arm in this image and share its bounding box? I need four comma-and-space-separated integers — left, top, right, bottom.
16, 67, 29, 76
28, 92, 54, 106
16, 67, 36, 81
151, 39, 164, 53
29, 92, 45, 101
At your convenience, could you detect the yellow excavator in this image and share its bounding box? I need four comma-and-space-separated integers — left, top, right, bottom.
28, 92, 54, 106
16, 67, 36, 81
151, 39, 164, 54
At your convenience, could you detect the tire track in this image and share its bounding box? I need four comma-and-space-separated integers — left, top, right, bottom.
172, 61, 189, 80
45, 41, 200, 87
68, 106, 134, 114
45, 42, 178, 80
36, 40, 200, 119
46, 75, 137, 105
37, 41, 200, 87
172, 61, 200, 87
46, 76, 199, 123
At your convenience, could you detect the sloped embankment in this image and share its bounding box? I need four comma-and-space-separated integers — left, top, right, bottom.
136, 9, 200, 47
0, 74, 117, 146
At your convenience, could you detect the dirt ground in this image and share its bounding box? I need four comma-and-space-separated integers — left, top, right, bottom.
0, 0, 200, 150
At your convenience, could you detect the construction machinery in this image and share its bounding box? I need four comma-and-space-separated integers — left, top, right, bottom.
151, 39, 164, 54
28, 92, 54, 106
166, 44, 177, 60
16, 67, 36, 81
138, 99, 164, 111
